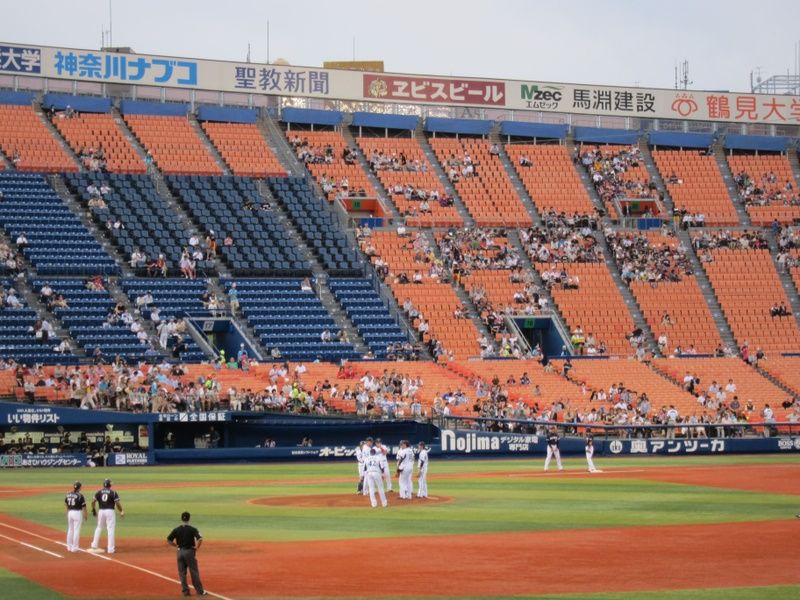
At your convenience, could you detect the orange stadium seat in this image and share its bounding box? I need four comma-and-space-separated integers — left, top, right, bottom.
124, 114, 222, 176
727, 153, 800, 225
626, 232, 721, 354
288, 130, 377, 201
53, 112, 146, 174
428, 137, 532, 227
653, 356, 792, 419
652, 149, 739, 225
506, 143, 596, 215
552, 358, 697, 415
536, 262, 636, 355
703, 248, 800, 353
363, 231, 482, 359
356, 136, 462, 227
0, 104, 77, 172
201, 121, 286, 178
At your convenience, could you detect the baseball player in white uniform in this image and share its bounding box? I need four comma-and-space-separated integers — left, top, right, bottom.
375, 438, 393, 492
543, 428, 563, 472
416, 442, 429, 498
364, 447, 388, 508
90, 479, 124, 554
355, 440, 365, 494
64, 481, 88, 552
585, 431, 599, 473
361, 438, 374, 496
396, 440, 414, 499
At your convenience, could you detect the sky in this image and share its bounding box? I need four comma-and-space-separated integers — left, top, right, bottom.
1, 0, 799, 93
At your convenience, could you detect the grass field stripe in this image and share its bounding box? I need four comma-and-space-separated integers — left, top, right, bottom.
506, 468, 650, 478
0, 532, 63, 558
0, 522, 235, 600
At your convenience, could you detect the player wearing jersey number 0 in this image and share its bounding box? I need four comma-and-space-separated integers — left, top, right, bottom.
396, 440, 414, 499
64, 481, 87, 553
91, 478, 124, 554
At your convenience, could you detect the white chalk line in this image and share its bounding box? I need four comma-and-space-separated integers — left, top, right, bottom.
0, 521, 234, 600
0, 531, 63, 558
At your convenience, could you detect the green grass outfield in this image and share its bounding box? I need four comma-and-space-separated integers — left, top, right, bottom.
1, 454, 798, 599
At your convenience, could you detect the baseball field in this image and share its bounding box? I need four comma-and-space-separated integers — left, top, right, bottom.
0, 454, 798, 600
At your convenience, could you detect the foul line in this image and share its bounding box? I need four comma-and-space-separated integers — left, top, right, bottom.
0, 522, 234, 600
0, 532, 63, 558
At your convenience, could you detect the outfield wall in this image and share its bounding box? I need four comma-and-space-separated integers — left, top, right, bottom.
1, 402, 799, 467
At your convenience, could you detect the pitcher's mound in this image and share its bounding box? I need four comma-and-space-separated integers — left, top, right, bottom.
250, 493, 452, 508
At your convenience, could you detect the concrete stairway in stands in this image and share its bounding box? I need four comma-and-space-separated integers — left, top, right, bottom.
255, 181, 325, 280
48, 174, 133, 277
789, 148, 800, 185
188, 113, 231, 175
754, 363, 800, 398
150, 172, 232, 279
413, 123, 475, 227
713, 139, 751, 226
676, 227, 738, 351
317, 279, 369, 356
204, 278, 269, 360
34, 103, 83, 170
638, 139, 676, 218
340, 116, 403, 222
257, 113, 305, 177
111, 107, 151, 165
764, 228, 800, 332
507, 229, 570, 334
594, 232, 659, 354
567, 133, 615, 222
490, 127, 543, 227
424, 230, 496, 353
16, 276, 85, 360
105, 276, 164, 355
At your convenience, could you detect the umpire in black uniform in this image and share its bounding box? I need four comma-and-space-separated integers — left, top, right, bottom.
167, 511, 206, 597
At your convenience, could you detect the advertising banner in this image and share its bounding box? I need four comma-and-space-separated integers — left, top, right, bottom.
1, 42, 797, 125
0, 453, 86, 468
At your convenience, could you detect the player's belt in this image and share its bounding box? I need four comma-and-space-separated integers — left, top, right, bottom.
68, 508, 82, 511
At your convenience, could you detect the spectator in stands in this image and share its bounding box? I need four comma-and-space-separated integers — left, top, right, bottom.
148, 254, 167, 278
301, 277, 313, 292
5, 288, 22, 309
15, 232, 27, 250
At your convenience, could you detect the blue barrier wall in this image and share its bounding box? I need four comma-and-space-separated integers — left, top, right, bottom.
499, 121, 568, 140
42, 93, 111, 113
724, 134, 790, 152
351, 112, 418, 130
282, 107, 343, 126
574, 126, 640, 145
0, 90, 35, 105
196, 104, 257, 124
649, 131, 714, 149
425, 117, 493, 136
119, 99, 190, 116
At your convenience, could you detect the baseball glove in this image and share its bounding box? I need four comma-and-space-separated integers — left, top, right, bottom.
91, 507, 97, 516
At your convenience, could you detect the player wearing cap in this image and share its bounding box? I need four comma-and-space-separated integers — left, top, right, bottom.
375, 437, 393, 493
416, 442, 429, 498
543, 428, 563, 472
585, 430, 599, 473
90, 478, 124, 554
395, 440, 414, 499
355, 439, 365, 494
64, 481, 87, 553
363, 447, 388, 508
